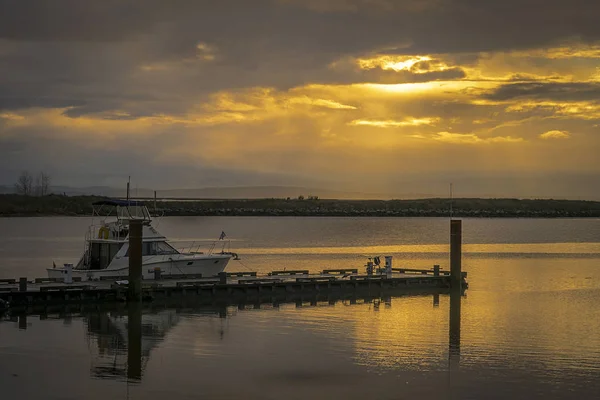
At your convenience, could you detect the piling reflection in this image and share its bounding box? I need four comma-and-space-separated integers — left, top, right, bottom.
448, 287, 462, 370
86, 307, 181, 381
127, 301, 142, 382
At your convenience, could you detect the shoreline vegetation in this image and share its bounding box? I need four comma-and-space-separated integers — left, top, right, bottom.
1, 194, 599, 218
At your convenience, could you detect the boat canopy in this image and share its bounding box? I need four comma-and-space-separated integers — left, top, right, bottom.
92, 198, 151, 222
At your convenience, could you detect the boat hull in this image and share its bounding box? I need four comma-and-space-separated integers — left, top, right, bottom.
47, 254, 231, 281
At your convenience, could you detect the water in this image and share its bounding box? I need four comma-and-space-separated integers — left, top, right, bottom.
1, 217, 600, 399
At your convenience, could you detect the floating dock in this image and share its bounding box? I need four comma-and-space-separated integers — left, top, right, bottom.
0, 267, 467, 311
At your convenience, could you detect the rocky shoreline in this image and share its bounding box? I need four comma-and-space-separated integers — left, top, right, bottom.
1, 195, 599, 218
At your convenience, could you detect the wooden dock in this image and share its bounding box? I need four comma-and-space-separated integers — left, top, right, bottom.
0, 218, 468, 312
0, 268, 467, 311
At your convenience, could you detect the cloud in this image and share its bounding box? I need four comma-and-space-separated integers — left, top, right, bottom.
349, 117, 439, 128
483, 82, 600, 102
433, 132, 524, 144
540, 130, 571, 139
288, 97, 357, 109
0, 112, 24, 121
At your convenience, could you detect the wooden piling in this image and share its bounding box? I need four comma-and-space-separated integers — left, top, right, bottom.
128, 219, 143, 301
19, 277, 27, 292
450, 219, 462, 289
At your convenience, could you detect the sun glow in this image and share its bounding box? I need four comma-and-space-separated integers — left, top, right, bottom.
349, 117, 439, 128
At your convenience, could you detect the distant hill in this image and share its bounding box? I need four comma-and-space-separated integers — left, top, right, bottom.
145, 186, 395, 200
22, 185, 397, 200
1, 181, 598, 201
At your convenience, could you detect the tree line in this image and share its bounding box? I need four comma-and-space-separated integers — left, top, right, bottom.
14, 171, 51, 196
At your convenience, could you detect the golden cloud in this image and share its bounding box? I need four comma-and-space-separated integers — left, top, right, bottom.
434, 132, 524, 144
357, 55, 453, 74
349, 117, 438, 127
539, 130, 571, 139
0, 112, 25, 121
287, 97, 357, 109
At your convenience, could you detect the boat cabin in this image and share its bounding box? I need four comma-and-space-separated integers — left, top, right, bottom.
76, 199, 179, 270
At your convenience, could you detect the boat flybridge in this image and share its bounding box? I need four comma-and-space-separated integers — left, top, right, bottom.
47, 199, 235, 281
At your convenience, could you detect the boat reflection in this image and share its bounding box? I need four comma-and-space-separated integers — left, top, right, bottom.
86, 305, 178, 381
85, 303, 231, 382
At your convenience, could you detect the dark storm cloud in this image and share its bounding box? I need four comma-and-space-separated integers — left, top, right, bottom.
3, 0, 600, 52
484, 82, 600, 102
0, 0, 600, 54
1, 0, 600, 115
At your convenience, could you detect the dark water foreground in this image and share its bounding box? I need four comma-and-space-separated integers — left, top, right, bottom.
1, 286, 599, 400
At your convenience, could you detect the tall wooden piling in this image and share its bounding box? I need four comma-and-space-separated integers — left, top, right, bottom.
450, 219, 462, 289
128, 219, 143, 301
19, 277, 27, 292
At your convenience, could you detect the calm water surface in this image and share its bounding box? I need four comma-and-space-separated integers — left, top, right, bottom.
1, 217, 599, 399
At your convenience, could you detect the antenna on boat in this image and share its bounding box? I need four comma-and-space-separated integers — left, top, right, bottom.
126, 176, 131, 205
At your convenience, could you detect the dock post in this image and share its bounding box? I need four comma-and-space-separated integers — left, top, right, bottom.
433, 264, 440, 277
128, 219, 143, 301
153, 267, 161, 280
384, 256, 393, 278
450, 219, 462, 289
19, 277, 27, 292
64, 263, 73, 284
218, 272, 227, 284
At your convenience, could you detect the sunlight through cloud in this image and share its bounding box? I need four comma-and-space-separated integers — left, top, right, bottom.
540, 130, 571, 139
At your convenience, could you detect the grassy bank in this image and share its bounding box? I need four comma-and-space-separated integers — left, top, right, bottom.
1, 194, 599, 218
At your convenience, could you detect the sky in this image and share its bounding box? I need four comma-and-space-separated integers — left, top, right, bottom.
1, 0, 599, 198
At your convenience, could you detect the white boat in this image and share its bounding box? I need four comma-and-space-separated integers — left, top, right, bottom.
47, 199, 235, 281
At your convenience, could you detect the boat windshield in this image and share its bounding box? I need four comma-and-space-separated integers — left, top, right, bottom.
145, 241, 178, 256
125, 241, 179, 257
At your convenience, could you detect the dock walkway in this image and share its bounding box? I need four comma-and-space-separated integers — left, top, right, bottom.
0, 268, 467, 310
